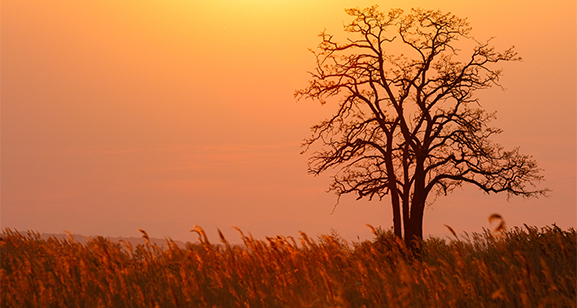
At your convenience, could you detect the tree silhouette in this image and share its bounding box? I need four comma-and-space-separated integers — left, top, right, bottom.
296, 6, 547, 249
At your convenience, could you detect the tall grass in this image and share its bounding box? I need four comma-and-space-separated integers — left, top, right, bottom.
1, 224, 575, 307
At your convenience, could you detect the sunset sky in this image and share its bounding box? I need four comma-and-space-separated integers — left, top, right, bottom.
2, 0, 575, 244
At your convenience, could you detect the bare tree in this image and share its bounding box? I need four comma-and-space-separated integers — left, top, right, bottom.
296, 6, 547, 249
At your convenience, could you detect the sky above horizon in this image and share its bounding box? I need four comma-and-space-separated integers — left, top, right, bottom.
2, 0, 576, 244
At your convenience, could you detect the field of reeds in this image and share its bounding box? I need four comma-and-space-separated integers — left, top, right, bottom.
1, 224, 575, 307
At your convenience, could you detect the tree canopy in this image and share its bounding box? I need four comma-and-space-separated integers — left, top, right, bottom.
296, 6, 547, 248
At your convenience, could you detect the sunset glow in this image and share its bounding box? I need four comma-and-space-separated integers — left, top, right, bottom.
2, 0, 575, 243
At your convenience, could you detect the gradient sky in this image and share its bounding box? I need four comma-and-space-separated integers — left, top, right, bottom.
2, 0, 576, 244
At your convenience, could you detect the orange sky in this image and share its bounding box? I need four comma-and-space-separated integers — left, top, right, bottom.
2, 0, 576, 243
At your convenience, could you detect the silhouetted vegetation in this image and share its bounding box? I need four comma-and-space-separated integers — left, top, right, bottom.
2, 224, 575, 307
296, 6, 547, 248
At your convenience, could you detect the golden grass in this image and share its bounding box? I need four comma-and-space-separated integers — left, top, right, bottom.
1, 224, 575, 307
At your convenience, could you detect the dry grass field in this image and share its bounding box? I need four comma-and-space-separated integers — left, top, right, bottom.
1, 224, 575, 307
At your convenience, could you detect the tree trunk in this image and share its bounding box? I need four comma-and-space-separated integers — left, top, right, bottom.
386, 130, 402, 238
404, 207, 424, 252
390, 192, 402, 238
405, 158, 426, 252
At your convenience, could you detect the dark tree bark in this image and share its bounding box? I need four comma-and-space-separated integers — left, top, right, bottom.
296, 6, 548, 250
